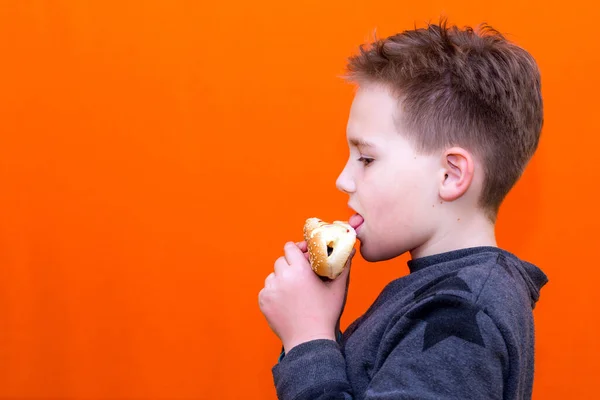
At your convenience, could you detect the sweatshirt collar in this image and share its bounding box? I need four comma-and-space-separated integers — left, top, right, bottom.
407, 246, 503, 273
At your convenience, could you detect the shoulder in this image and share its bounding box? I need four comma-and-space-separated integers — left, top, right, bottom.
405, 248, 539, 328
410, 250, 501, 303
372, 247, 542, 339
410, 249, 532, 303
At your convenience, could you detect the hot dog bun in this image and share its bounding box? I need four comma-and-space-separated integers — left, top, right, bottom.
303, 217, 356, 279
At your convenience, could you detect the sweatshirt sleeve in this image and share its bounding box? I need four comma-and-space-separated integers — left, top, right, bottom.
272, 293, 508, 400
272, 339, 353, 399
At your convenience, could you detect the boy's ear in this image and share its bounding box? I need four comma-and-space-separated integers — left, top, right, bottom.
439, 147, 475, 202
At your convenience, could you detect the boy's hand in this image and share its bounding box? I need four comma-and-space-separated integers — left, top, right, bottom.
259, 241, 355, 354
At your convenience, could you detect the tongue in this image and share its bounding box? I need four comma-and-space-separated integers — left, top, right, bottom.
349, 214, 364, 229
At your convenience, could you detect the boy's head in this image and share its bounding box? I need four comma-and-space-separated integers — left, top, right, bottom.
336, 20, 543, 261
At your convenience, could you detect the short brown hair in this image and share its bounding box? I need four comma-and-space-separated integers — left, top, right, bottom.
344, 19, 543, 221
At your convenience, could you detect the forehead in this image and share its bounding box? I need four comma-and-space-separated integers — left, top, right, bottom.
346, 84, 401, 144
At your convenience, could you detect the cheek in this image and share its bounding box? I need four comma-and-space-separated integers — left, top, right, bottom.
365, 181, 407, 230
367, 174, 426, 233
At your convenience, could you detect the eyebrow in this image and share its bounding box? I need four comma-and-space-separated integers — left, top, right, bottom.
349, 137, 377, 148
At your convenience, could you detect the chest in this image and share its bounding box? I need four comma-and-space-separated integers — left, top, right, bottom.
341, 288, 413, 386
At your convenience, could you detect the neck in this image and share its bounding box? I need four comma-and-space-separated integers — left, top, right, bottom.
410, 211, 497, 260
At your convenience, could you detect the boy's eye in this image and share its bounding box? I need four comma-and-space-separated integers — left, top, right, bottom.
358, 156, 374, 166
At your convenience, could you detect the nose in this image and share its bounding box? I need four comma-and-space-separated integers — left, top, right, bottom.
336, 160, 355, 194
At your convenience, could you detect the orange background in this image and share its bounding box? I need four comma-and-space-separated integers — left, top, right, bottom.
0, 1, 598, 399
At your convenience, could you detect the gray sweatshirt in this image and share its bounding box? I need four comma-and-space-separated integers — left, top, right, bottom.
272, 246, 548, 399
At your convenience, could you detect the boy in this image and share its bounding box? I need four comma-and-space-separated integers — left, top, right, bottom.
258, 19, 548, 400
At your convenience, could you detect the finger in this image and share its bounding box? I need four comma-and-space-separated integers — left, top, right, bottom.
274, 256, 288, 275
258, 288, 266, 309
295, 241, 308, 252
342, 249, 355, 302
296, 241, 310, 261
264, 272, 275, 288
283, 241, 307, 266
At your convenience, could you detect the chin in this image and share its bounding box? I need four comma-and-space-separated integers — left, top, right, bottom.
359, 241, 406, 263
